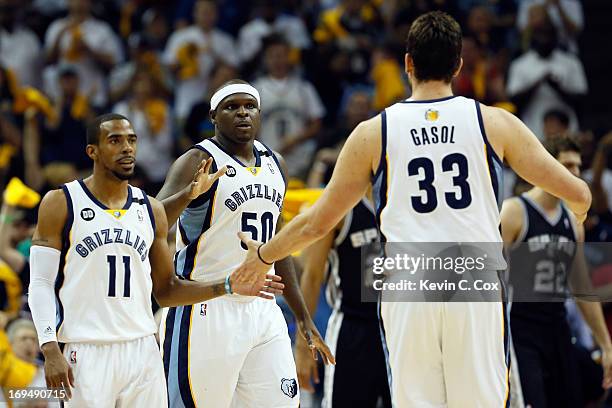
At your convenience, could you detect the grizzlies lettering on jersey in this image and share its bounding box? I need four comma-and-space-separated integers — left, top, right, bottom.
56, 180, 157, 343
174, 139, 286, 288
327, 199, 379, 319
509, 194, 577, 323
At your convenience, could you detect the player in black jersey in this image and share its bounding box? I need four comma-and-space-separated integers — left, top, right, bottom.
501, 136, 612, 407
295, 196, 391, 408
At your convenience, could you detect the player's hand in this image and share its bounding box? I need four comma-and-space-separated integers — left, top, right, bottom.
41, 342, 74, 400
230, 272, 285, 299
601, 348, 612, 389
187, 158, 227, 200
233, 233, 278, 298
297, 318, 336, 366
295, 336, 320, 392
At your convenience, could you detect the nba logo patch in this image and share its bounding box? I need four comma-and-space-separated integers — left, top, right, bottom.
425, 109, 439, 121
267, 163, 275, 174
70, 350, 77, 364
137, 209, 144, 222
200, 304, 207, 316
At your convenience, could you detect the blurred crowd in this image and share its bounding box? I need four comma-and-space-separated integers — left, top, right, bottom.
0, 0, 611, 403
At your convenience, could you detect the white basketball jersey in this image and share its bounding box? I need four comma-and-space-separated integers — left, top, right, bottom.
374, 96, 504, 253
175, 139, 286, 299
56, 180, 157, 343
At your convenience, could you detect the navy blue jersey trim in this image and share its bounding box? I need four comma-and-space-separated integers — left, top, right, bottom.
140, 189, 156, 236
180, 177, 218, 279
372, 110, 388, 181
77, 180, 133, 211
475, 101, 502, 166
400, 95, 457, 104
208, 138, 261, 168
190, 145, 220, 208
177, 305, 196, 408
56, 185, 74, 331
177, 221, 189, 246
259, 141, 287, 187
162, 307, 177, 383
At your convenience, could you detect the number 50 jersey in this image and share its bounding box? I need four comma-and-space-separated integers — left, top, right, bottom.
175, 139, 286, 296
376, 96, 504, 257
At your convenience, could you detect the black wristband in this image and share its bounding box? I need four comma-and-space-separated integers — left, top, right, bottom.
257, 244, 274, 265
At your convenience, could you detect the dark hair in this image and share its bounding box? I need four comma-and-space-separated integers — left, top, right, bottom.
262, 33, 290, 52
86, 113, 130, 145
543, 135, 581, 158
212, 79, 250, 95
543, 109, 570, 128
405, 11, 462, 83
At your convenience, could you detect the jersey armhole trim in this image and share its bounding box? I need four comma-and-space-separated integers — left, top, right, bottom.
372, 110, 387, 181
189, 144, 219, 208
56, 185, 73, 333
475, 101, 502, 166
140, 189, 156, 236
512, 197, 529, 249
259, 141, 287, 187
60, 185, 74, 248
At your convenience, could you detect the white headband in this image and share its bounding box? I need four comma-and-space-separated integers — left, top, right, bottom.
210, 84, 261, 111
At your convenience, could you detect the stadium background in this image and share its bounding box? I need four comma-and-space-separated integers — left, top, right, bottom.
0, 0, 611, 406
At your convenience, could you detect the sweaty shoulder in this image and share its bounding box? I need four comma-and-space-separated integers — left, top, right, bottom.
349, 115, 382, 174
38, 189, 68, 221
32, 188, 69, 249
478, 104, 522, 163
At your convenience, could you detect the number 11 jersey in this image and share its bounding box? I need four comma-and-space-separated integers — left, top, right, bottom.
375, 96, 504, 247
57, 180, 157, 343
174, 139, 286, 296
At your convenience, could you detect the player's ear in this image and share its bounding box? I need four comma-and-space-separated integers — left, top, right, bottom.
209, 109, 216, 125
86, 144, 97, 160
453, 58, 463, 78
404, 53, 413, 76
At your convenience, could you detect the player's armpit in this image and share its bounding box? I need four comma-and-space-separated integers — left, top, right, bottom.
485, 107, 591, 216
31, 189, 68, 251
500, 198, 525, 247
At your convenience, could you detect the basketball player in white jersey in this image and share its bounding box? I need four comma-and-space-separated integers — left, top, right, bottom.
27, 113, 284, 406
235, 11, 592, 407
156, 80, 334, 408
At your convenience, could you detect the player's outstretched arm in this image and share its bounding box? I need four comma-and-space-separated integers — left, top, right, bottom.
295, 227, 337, 391
483, 106, 591, 222
148, 197, 283, 306
254, 115, 380, 265
28, 190, 74, 398
156, 150, 226, 227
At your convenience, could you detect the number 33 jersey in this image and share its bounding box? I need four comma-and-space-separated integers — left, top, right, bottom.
175, 139, 286, 294
376, 96, 504, 249
56, 180, 157, 343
